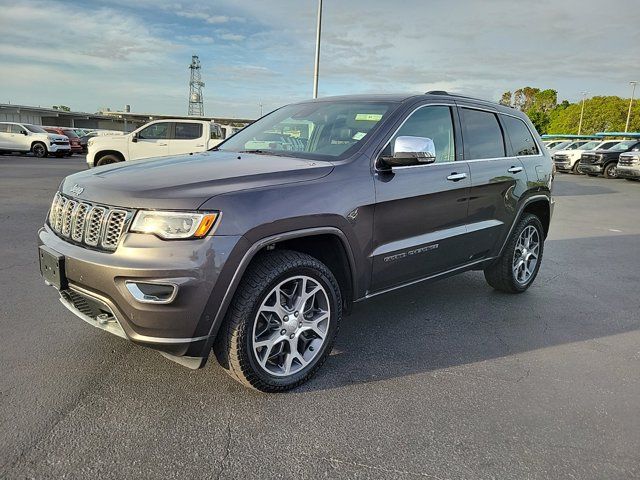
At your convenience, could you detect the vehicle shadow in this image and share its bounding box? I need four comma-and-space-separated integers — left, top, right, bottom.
299, 234, 640, 392
552, 178, 617, 196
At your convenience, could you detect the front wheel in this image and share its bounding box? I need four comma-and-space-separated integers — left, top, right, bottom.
484, 213, 544, 293
214, 250, 342, 392
572, 161, 582, 174
603, 163, 618, 179
31, 142, 47, 158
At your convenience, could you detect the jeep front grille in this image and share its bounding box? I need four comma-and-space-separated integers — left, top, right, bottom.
48, 192, 133, 252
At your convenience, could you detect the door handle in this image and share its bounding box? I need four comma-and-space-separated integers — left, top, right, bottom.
157, 143, 168, 146
446, 172, 468, 181
508, 166, 523, 173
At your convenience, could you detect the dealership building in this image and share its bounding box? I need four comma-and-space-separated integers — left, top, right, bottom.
0, 103, 252, 132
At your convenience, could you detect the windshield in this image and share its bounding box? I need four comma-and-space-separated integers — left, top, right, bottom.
550, 141, 571, 150
217, 101, 395, 160
578, 141, 599, 150
566, 141, 588, 150
62, 129, 79, 138
609, 140, 636, 151
24, 124, 47, 133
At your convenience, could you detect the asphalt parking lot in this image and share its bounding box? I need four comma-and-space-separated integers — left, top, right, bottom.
1, 154, 639, 479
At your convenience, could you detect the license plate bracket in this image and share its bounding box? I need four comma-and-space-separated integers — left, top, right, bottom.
39, 245, 67, 290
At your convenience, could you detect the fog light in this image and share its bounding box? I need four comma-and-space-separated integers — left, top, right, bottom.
125, 281, 177, 304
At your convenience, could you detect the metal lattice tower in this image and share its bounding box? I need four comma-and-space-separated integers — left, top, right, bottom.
188, 55, 205, 116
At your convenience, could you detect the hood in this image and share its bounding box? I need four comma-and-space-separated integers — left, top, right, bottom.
47, 133, 68, 142
60, 150, 334, 209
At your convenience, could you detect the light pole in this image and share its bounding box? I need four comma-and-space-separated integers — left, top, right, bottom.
624, 81, 638, 133
312, 0, 323, 99
578, 91, 587, 135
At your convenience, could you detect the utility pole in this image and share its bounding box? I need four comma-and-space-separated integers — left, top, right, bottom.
625, 81, 638, 133
312, 0, 323, 99
259, 101, 263, 117
578, 91, 587, 135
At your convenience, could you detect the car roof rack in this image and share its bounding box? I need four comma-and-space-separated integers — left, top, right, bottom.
425, 90, 449, 95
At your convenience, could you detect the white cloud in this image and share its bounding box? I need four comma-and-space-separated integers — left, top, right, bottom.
219, 33, 245, 42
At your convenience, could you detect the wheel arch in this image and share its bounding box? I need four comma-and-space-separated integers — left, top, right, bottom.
205, 227, 357, 348
94, 150, 126, 164
497, 194, 551, 257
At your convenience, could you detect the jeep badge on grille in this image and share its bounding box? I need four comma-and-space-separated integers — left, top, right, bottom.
69, 184, 84, 196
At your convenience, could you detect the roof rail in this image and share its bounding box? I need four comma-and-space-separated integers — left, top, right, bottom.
425, 90, 449, 95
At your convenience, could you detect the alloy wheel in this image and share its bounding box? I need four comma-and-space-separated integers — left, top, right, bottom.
252, 275, 330, 377
33, 144, 45, 157
512, 225, 540, 285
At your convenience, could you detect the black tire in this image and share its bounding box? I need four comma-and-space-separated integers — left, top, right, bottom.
31, 142, 47, 158
214, 250, 342, 392
572, 161, 582, 174
484, 213, 545, 293
603, 163, 618, 179
96, 154, 121, 166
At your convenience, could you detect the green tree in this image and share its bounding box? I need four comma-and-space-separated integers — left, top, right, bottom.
501, 87, 558, 134
547, 96, 640, 134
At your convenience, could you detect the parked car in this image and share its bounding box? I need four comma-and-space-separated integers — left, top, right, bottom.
616, 151, 640, 181
580, 140, 640, 178
79, 131, 99, 153
544, 140, 567, 149
0, 122, 70, 157
553, 140, 620, 174
43, 127, 83, 155
86, 120, 225, 167
38, 93, 553, 391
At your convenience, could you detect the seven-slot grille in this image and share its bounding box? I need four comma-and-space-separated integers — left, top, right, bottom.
48, 192, 132, 251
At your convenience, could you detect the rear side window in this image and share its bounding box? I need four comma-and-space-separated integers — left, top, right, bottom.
460, 108, 505, 159
174, 122, 203, 140
501, 115, 539, 156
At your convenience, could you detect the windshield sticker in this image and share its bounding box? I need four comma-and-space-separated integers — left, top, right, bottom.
352, 132, 367, 140
355, 113, 383, 121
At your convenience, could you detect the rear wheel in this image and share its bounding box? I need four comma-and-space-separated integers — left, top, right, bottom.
214, 250, 341, 392
31, 142, 47, 158
603, 163, 618, 179
484, 213, 544, 293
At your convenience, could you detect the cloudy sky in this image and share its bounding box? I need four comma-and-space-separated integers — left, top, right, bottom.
1, 0, 638, 118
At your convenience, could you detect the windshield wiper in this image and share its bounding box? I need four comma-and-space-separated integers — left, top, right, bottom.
237, 149, 292, 157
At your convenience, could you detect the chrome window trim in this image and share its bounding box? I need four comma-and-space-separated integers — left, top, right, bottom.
374, 102, 543, 174
374, 102, 457, 172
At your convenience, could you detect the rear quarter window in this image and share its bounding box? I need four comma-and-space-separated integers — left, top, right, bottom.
501, 115, 539, 156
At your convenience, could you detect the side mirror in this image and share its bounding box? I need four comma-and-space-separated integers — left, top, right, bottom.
22, 130, 28, 135
381, 136, 436, 167
131, 132, 138, 143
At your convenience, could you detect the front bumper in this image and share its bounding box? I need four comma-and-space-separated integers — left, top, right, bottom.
579, 163, 603, 174
617, 165, 640, 179
38, 224, 244, 358
49, 143, 71, 153
554, 160, 572, 171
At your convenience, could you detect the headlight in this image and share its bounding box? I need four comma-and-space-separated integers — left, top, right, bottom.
88, 138, 94, 146
130, 211, 219, 239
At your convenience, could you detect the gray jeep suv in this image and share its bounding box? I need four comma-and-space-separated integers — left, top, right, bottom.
38, 92, 554, 392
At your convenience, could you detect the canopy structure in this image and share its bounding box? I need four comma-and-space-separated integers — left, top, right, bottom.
595, 132, 640, 138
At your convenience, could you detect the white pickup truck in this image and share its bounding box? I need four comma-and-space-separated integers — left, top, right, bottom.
86, 119, 225, 168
